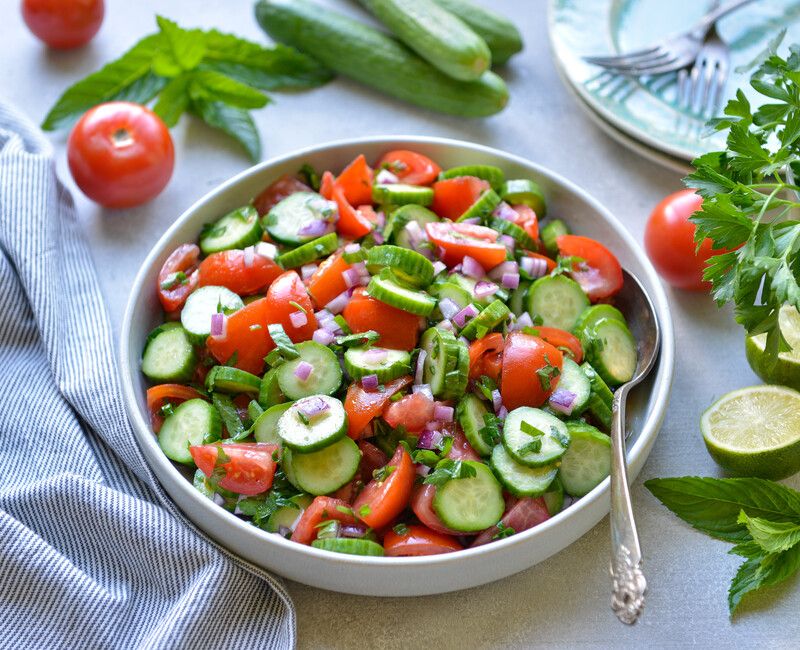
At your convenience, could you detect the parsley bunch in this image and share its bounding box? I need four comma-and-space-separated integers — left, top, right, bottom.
686, 35, 800, 360
42, 16, 332, 161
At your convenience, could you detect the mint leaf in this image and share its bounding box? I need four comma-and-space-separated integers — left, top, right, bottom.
729, 543, 800, 615
188, 70, 269, 109
41, 34, 166, 130
153, 16, 206, 76
153, 74, 192, 127
190, 100, 261, 162
644, 477, 800, 543
737, 510, 800, 554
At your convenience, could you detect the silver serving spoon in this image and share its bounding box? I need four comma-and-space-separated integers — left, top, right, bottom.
608, 269, 661, 625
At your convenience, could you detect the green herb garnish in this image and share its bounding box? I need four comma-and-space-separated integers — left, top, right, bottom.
492, 521, 516, 540
423, 459, 476, 486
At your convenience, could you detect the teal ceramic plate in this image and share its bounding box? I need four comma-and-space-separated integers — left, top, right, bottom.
548, 0, 800, 161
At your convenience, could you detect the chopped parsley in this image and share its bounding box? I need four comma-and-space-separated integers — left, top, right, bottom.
423, 459, 476, 486
372, 465, 396, 482
160, 401, 175, 418
536, 353, 560, 391
392, 523, 410, 536
335, 330, 380, 347
267, 323, 299, 364
492, 521, 516, 540
478, 412, 502, 447
159, 271, 188, 290
288, 300, 307, 314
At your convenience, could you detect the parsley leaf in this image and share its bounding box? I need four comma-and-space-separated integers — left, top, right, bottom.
492, 521, 515, 540
372, 465, 396, 482
392, 523, 410, 536
423, 459, 477, 486
267, 324, 300, 362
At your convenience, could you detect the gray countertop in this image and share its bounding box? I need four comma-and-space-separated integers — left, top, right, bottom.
4, 0, 798, 647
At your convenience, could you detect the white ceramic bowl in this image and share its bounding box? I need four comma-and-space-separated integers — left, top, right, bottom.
120, 137, 674, 597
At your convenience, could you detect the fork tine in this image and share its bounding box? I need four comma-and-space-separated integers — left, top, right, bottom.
688, 61, 703, 113
677, 69, 690, 109
710, 60, 729, 117
583, 46, 666, 68
701, 58, 717, 116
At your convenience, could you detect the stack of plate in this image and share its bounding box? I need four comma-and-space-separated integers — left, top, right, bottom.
548, 0, 800, 174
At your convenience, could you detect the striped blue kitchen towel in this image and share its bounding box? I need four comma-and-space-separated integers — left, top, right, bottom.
0, 101, 295, 649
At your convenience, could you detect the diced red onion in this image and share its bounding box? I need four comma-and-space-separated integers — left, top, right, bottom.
452, 303, 479, 328
320, 318, 342, 334
376, 211, 386, 228
492, 389, 503, 413
474, 280, 499, 299
488, 260, 519, 281
493, 202, 518, 221
372, 230, 385, 244
415, 349, 427, 384
243, 245, 255, 268
210, 312, 227, 340
351, 262, 368, 277
325, 290, 350, 315
501, 272, 520, 289
458, 336, 470, 347
412, 384, 433, 401
497, 405, 508, 421
449, 263, 462, 275
499, 235, 516, 252
416, 464, 431, 477
342, 267, 362, 289
521, 256, 548, 279
460, 217, 480, 225
315, 309, 333, 322
404, 220, 427, 247
362, 374, 379, 390
432, 261, 446, 276
511, 312, 533, 331
418, 428, 443, 450
278, 525, 292, 537
312, 328, 335, 345
437, 319, 454, 331
344, 243, 361, 255
298, 219, 328, 237
433, 404, 454, 422
294, 361, 314, 382
213, 493, 226, 506
300, 263, 318, 280
462, 255, 484, 279
255, 242, 277, 259
376, 169, 399, 184
549, 389, 578, 415
341, 524, 368, 538
364, 347, 388, 363
438, 297, 460, 320
297, 395, 329, 417
289, 310, 308, 328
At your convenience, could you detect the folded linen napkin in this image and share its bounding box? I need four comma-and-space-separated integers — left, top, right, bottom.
0, 101, 295, 649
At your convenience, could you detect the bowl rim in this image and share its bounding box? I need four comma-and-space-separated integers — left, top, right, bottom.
120, 135, 674, 568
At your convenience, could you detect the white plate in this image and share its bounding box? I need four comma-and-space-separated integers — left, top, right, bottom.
119, 137, 675, 596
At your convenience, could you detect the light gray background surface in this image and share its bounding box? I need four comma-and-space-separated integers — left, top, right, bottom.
3, 0, 798, 647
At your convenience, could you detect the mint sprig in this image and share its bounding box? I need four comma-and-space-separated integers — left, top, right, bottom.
646, 476, 800, 616
41, 16, 332, 161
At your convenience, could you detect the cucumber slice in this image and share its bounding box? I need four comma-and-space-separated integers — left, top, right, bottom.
277, 341, 342, 400
181, 286, 244, 345
385, 204, 439, 246
275, 232, 339, 269
543, 474, 565, 515
559, 422, 611, 497
432, 461, 505, 532
367, 273, 436, 316
457, 393, 493, 457
457, 189, 501, 223
500, 179, 546, 216
278, 394, 347, 451
490, 444, 558, 497
247, 400, 264, 422
200, 205, 262, 255
440, 165, 505, 191
551, 358, 591, 415
311, 537, 385, 556
584, 318, 638, 387
372, 183, 434, 206
258, 366, 285, 408
205, 365, 261, 395
281, 447, 301, 489
266, 493, 312, 533
586, 394, 613, 432
580, 362, 614, 408
540, 219, 570, 257
431, 281, 472, 311
509, 280, 530, 316
503, 407, 570, 467
527, 275, 589, 332
446, 273, 508, 307
158, 399, 221, 465
289, 435, 361, 494
264, 191, 336, 245
253, 402, 293, 443
459, 298, 510, 340
489, 216, 536, 249
212, 393, 248, 440
141, 323, 197, 383
366, 245, 434, 288
420, 327, 469, 399
344, 346, 412, 382
574, 304, 626, 348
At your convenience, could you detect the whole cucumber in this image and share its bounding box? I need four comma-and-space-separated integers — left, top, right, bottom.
357, 0, 491, 81
255, 0, 508, 118
432, 0, 523, 65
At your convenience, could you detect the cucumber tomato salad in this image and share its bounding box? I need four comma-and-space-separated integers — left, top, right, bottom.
143, 150, 638, 557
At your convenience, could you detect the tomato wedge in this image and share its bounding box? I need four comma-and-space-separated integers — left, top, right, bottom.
353, 445, 415, 529
411, 484, 468, 536
146, 384, 204, 432
426, 221, 507, 270
344, 375, 413, 439
446, 428, 482, 462
332, 184, 374, 239
556, 234, 623, 301
320, 170, 334, 200
471, 497, 550, 547
383, 392, 435, 432
358, 440, 389, 481
376, 150, 441, 186
291, 496, 357, 545
252, 174, 311, 216
384, 524, 462, 556
335, 154, 373, 206
500, 331, 563, 410
342, 287, 423, 350
157, 244, 200, 312
511, 204, 539, 242
190, 443, 279, 496
206, 297, 274, 374
307, 251, 352, 309
468, 332, 504, 382
264, 271, 318, 342
431, 176, 490, 220
198, 249, 283, 296
527, 326, 583, 363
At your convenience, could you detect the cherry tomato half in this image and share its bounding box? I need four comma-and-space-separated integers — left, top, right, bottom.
500, 332, 563, 410
198, 249, 283, 296
353, 445, 415, 529
252, 174, 311, 216
556, 234, 623, 301
190, 443, 279, 496
384, 524, 462, 556
431, 176, 491, 220
157, 244, 200, 312
376, 150, 441, 186
22, 0, 104, 49
342, 287, 422, 350
426, 221, 507, 270
68, 102, 174, 208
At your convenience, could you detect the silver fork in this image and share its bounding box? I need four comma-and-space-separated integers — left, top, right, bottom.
677, 22, 730, 117
583, 0, 754, 75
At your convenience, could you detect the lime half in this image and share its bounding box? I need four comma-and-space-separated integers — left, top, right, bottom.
746, 304, 800, 391
701, 385, 800, 480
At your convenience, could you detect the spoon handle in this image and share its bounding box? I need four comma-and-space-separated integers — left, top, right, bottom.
609, 385, 646, 625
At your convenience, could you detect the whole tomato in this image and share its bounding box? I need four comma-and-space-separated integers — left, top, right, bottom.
645, 189, 722, 291
22, 0, 104, 49
67, 102, 174, 209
